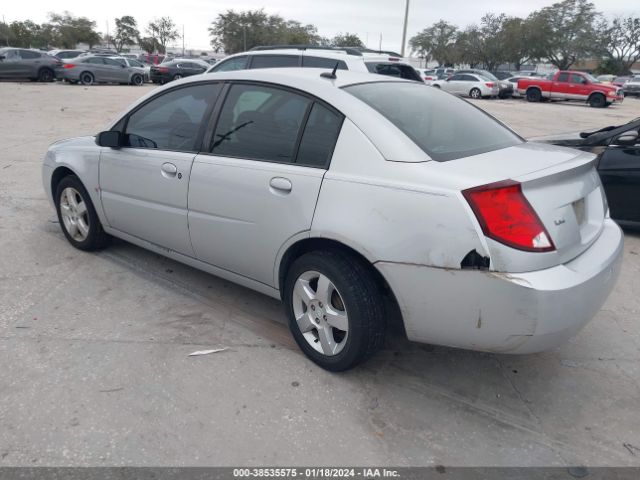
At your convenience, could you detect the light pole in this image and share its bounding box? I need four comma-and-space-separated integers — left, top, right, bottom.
401, 0, 410, 57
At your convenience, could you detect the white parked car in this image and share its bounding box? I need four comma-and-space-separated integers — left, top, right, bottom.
506, 76, 530, 98
42, 69, 622, 371
432, 72, 499, 98
207, 46, 425, 83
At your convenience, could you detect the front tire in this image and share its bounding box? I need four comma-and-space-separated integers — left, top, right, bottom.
173, 73, 182, 81
55, 175, 110, 251
284, 251, 386, 371
131, 74, 144, 86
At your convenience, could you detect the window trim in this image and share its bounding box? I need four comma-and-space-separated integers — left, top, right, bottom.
112, 81, 223, 154
199, 80, 345, 170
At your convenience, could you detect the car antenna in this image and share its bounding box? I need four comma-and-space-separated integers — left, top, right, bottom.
321, 62, 340, 80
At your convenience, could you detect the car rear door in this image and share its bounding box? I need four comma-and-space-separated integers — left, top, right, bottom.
99, 83, 222, 255
188, 82, 344, 286
598, 128, 640, 223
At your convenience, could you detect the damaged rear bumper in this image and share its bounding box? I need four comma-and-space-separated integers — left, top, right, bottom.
376, 218, 623, 354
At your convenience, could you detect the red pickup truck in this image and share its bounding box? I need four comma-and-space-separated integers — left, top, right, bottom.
518, 71, 624, 108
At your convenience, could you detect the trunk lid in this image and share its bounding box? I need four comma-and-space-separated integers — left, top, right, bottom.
433, 142, 607, 272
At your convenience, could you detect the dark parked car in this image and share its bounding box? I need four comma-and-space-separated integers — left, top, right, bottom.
0, 47, 61, 82
150, 59, 209, 83
533, 117, 640, 226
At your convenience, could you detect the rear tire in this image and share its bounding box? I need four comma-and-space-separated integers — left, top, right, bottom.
38, 68, 54, 82
283, 250, 386, 372
54, 175, 110, 251
589, 93, 606, 108
526, 88, 542, 102
469, 88, 482, 99
80, 72, 95, 86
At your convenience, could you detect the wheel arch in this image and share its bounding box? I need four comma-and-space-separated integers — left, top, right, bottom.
50, 166, 78, 201
526, 86, 542, 95
588, 91, 606, 102
277, 236, 406, 336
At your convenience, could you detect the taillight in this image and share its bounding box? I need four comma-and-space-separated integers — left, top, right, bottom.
63, 64, 76, 69
463, 180, 555, 252
485, 82, 494, 88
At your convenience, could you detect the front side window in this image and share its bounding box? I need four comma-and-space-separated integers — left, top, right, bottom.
104, 58, 124, 67
124, 84, 221, 151
571, 74, 585, 84
211, 56, 248, 72
85, 57, 105, 65
210, 84, 310, 163
250, 55, 299, 69
345, 82, 522, 162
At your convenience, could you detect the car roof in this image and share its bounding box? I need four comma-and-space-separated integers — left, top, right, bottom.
217, 48, 413, 67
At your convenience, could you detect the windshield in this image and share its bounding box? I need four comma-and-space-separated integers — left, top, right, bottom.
583, 73, 600, 83
345, 82, 522, 161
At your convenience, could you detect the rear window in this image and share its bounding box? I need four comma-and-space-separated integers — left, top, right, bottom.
344, 82, 522, 162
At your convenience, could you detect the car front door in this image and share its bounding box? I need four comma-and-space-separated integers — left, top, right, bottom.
103, 57, 128, 82
443, 74, 464, 94
17, 49, 41, 77
99, 83, 222, 255
598, 128, 640, 223
188, 82, 344, 286
552, 72, 571, 99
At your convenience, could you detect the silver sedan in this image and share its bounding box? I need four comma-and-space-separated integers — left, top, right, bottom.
58, 55, 147, 86
42, 69, 622, 371
432, 72, 499, 98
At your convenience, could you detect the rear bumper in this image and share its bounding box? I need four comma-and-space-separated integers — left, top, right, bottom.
376, 219, 623, 354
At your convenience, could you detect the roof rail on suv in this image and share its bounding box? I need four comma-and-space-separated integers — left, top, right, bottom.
250, 45, 364, 56
356, 48, 404, 58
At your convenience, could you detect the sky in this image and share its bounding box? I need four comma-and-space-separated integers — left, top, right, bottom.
2, 0, 639, 52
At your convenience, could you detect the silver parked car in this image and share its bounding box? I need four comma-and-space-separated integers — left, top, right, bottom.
432, 72, 499, 98
58, 55, 147, 86
42, 69, 623, 371
0, 47, 60, 82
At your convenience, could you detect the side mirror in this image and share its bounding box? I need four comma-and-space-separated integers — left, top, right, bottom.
615, 131, 639, 145
96, 130, 122, 148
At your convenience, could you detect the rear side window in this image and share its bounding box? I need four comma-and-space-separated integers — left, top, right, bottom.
210, 84, 310, 164
211, 56, 248, 72
124, 84, 221, 152
297, 104, 344, 167
250, 55, 299, 69
19, 50, 40, 59
302, 56, 348, 70
345, 82, 522, 162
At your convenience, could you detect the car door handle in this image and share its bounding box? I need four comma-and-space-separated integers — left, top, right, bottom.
269, 177, 292, 193
161, 162, 178, 177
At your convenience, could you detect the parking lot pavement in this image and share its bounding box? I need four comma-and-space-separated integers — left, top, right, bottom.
0, 81, 639, 467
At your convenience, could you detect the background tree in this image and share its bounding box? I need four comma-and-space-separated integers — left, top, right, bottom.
527, 0, 599, 70
596, 16, 640, 75
147, 17, 179, 54
453, 26, 483, 68
0, 21, 13, 47
501, 17, 533, 71
209, 9, 324, 53
409, 20, 458, 66
113, 16, 139, 52
474, 13, 508, 71
330, 33, 364, 48
47, 12, 101, 49
138, 36, 158, 54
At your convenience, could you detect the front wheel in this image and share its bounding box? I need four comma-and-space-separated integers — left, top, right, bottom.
55, 175, 110, 251
284, 251, 386, 371
131, 74, 144, 86
173, 73, 182, 81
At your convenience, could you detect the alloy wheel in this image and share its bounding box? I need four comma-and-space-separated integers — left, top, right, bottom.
59, 187, 90, 242
292, 271, 349, 356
